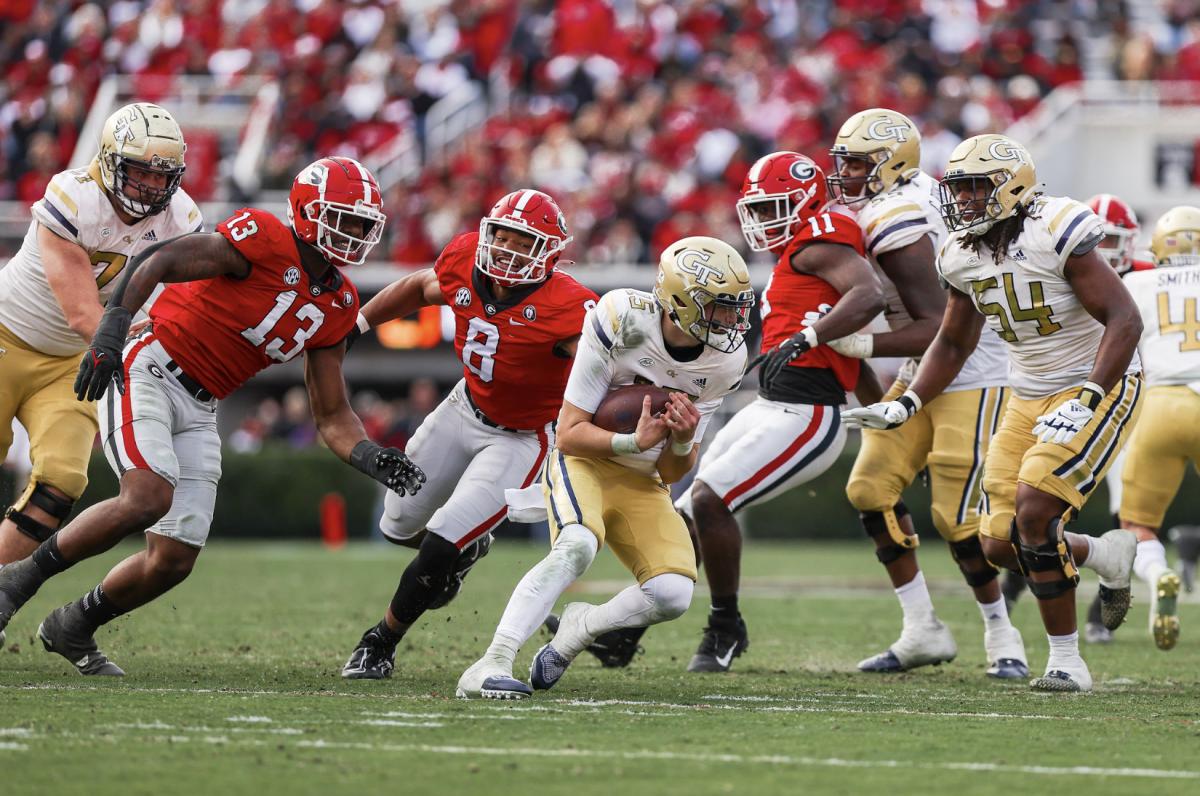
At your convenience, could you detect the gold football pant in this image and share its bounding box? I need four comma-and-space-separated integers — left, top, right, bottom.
847, 382, 1008, 543
0, 322, 97, 506
1120, 385, 1200, 529
543, 452, 697, 583
980, 374, 1143, 541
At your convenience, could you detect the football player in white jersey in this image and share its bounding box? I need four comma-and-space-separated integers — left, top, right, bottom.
456, 237, 752, 699
1113, 205, 1200, 651
845, 134, 1142, 692
827, 109, 1024, 678
0, 102, 198, 640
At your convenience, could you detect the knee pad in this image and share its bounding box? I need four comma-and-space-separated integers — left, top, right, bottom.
552, 524, 599, 579
948, 536, 998, 587
642, 573, 694, 622
1011, 519, 1079, 600
5, 481, 76, 543
862, 502, 918, 565
417, 532, 463, 576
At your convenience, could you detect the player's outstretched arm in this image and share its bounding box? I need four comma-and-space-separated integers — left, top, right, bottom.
842, 288, 981, 431
74, 233, 252, 401
304, 345, 425, 496
1066, 248, 1143, 393
360, 268, 444, 327
791, 243, 885, 345
907, 286, 983, 403
39, 223, 104, 341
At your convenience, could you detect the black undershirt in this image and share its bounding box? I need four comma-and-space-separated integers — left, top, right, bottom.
759, 365, 844, 405
663, 338, 704, 363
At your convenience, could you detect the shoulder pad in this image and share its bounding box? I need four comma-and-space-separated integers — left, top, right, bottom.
32, 169, 94, 244
216, 208, 294, 267
434, 232, 479, 279
588, 289, 657, 351
785, 210, 865, 257
170, 188, 204, 233
1039, 196, 1103, 259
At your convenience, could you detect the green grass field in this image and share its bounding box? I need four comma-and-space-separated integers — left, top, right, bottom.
1, 540, 1197, 795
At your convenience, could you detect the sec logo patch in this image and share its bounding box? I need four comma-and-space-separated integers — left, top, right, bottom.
455, 287, 472, 306
284, 267, 301, 286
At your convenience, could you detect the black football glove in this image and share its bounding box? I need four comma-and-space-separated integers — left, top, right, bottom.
350, 440, 426, 496
74, 306, 132, 402
757, 334, 811, 392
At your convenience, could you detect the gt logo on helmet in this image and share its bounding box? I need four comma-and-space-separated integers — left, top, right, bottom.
987, 140, 1025, 163
789, 161, 816, 182
867, 119, 909, 142
674, 249, 723, 286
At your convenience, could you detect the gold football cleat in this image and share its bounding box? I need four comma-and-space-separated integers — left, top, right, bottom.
1152, 571, 1181, 651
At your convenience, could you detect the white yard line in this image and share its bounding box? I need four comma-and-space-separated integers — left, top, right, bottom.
0, 742, 29, 751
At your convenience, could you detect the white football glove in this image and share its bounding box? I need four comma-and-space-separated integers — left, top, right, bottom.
841, 391, 922, 430
801, 303, 873, 358
1033, 398, 1093, 444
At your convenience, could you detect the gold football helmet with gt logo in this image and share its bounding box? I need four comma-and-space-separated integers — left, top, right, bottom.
938, 134, 1038, 236
98, 102, 187, 219
654, 236, 755, 353
1150, 205, 1200, 267
828, 108, 922, 204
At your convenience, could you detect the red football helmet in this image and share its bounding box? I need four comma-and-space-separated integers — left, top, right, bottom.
288, 156, 386, 266
1086, 193, 1139, 275
476, 189, 572, 285
736, 152, 827, 252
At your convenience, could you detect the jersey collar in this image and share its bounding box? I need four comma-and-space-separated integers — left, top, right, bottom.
471, 267, 548, 312
292, 231, 344, 293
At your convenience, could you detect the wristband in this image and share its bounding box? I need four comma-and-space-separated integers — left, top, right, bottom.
897, 388, 923, 416
611, 433, 642, 455
800, 326, 819, 349
671, 439, 693, 456
1078, 381, 1104, 411
355, 313, 371, 334
349, 439, 382, 475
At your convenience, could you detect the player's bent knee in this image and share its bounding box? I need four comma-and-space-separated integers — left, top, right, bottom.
690, 481, 729, 527
980, 535, 1017, 570
948, 535, 999, 587
5, 481, 77, 542
643, 573, 693, 622
417, 532, 462, 575
147, 541, 200, 582
1011, 519, 1079, 600
552, 524, 599, 578
861, 503, 917, 564
846, 475, 892, 513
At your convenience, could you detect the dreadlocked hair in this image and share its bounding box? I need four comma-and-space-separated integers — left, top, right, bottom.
957, 200, 1042, 264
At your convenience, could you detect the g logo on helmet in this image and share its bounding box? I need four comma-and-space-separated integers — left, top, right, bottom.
867, 119, 909, 142
556, 213, 569, 237
789, 160, 816, 182
987, 140, 1026, 163
302, 162, 329, 188
674, 249, 723, 287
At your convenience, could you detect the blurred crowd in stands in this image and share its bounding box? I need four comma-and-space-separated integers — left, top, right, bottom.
226, 378, 441, 453
3, 0, 1200, 264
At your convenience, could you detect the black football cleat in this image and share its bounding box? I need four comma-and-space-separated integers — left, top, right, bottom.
687, 615, 750, 673
341, 626, 397, 680
543, 614, 645, 668
0, 558, 43, 639
38, 604, 125, 676
429, 533, 492, 610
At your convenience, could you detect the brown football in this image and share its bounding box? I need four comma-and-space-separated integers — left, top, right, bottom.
592, 384, 671, 433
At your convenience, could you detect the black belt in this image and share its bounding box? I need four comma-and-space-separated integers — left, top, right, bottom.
462, 385, 524, 433
164, 359, 215, 402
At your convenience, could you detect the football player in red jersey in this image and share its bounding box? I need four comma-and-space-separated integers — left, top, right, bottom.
665, 152, 885, 671
339, 188, 598, 680
0, 157, 425, 676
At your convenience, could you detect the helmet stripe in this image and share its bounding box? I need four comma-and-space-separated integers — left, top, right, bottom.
347, 157, 372, 205
513, 189, 535, 216
748, 156, 768, 184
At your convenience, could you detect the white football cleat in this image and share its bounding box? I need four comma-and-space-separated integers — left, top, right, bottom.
1030, 654, 1092, 693
858, 619, 957, 672
456, 657, 531, 700
983, 625, 1029, 679
1086, 529, 1137, 630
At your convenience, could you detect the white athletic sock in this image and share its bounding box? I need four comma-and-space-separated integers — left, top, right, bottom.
1132, 539, 1169, 586
895, 571, 936, 625
1046, 630, 1080, 663
977, 597, 1013, 633
1078, 534, 1096, 567
484, 524, 597, 667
